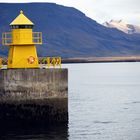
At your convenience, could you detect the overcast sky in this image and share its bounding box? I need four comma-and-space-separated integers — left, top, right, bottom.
1, 0, 140, 25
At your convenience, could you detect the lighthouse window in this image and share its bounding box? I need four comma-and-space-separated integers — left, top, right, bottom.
11, 25, 33, 29
15, 25, 19, 29
18, 25, 33, 29
11, 25, 16, 29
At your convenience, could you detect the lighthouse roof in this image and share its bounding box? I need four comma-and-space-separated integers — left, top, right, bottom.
10, 10, 34, 25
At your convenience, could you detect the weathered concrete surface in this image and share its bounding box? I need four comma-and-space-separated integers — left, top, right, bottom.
0, 68, 68, 124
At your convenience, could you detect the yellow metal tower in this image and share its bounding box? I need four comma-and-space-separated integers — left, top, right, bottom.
2, 10, 42, 68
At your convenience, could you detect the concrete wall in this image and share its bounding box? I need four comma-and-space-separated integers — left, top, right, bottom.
0, 68, 68, 124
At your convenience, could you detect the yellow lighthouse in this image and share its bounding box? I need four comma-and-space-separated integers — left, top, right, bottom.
2, 10, 42, 68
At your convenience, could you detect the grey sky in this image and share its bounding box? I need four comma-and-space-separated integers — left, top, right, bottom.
2, 0, 140, 25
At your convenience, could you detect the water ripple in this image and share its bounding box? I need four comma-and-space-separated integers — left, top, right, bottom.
93, 121, 116, 124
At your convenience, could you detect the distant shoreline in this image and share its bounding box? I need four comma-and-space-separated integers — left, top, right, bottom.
62, 57, 140, 63
1, 57, 140, 65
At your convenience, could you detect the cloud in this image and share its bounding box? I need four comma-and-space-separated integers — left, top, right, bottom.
91, 0, 140, 24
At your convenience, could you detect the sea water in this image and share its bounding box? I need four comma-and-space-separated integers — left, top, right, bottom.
0, 62, 140, 140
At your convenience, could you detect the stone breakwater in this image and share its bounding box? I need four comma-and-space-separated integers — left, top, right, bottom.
0, 68, 68, 124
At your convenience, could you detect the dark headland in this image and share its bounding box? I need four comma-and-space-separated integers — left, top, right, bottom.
0, 3, 140, 58
62, 56, 140, 63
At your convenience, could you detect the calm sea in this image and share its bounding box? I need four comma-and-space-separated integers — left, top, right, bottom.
0, 62, 140, 140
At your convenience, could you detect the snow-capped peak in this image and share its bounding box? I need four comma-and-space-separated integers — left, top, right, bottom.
103, 20, 140, 34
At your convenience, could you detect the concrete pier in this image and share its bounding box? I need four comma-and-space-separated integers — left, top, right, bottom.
0, 68, 68, 124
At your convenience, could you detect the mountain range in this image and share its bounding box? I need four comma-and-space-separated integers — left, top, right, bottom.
0, 3, 140, 58
103, 20, 140, 34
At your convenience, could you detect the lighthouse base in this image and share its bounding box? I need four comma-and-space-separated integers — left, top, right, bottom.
0, 68, 68, 124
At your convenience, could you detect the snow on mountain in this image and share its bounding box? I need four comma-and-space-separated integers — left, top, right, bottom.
103, 20, 140, 34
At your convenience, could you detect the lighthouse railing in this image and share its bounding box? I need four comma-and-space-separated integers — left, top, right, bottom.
2, 32, 42, 45
2, 32, 12, 46
0, 57, 61, 69
33, 32, 42, 44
